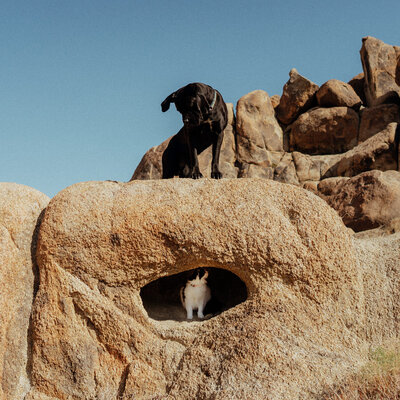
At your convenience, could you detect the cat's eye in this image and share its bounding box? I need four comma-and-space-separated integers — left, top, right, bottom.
140, 268, 247, 322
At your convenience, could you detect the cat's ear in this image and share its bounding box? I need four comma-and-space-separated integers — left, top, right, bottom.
188, 269, 197, 281
203, 270, 209, 280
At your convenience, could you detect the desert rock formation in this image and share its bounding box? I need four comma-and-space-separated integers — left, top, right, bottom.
26, 179, 367, 399
3, 35, 400, 400
0, 183, 49, 400
132, 36, 400, 233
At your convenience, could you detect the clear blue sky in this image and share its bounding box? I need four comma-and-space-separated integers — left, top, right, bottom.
1, 0, 399, 197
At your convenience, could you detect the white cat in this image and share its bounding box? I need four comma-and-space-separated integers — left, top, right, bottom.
180, 268, 211, 319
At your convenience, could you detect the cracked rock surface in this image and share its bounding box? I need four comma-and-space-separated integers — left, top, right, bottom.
27, 178, 367, 399
0, 183, 49, 400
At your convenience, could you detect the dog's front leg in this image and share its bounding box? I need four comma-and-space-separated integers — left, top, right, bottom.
185, 128, 202, 179
211, 131, 224, 179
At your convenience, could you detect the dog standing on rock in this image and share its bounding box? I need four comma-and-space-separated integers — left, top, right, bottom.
161, 83, 228, 179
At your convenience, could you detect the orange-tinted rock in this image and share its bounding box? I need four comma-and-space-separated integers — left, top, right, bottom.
316, 79, 362, 109
348, 73, 366, 105
326, 170, 400, 232
0, 183, 49, 400
360, 36, 400, 106
323, 123, 398, 178
270, 94, 281, 109
28, 179, 365, 399
236, 90, 283, 155
290, 107, 359, 155
359, 104, 400, 142
276, 68, 319, 125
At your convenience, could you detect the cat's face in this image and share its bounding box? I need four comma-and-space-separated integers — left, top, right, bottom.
187, 268, 209, 287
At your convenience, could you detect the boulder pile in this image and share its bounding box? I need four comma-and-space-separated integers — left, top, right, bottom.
132, 36, 400, 233
2, 36, 400, 400
0, 179, 380, 399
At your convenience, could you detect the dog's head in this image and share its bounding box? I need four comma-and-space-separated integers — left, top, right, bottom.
161, 83, 215, 127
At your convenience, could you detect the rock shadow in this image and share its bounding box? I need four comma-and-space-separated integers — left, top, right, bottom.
140, 268, 247, 322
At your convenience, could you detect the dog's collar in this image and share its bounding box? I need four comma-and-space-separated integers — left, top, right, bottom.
209, 90, 217, 111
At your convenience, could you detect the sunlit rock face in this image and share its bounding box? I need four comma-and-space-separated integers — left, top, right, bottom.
27, 178, 365, 399
0, 183, 49, 400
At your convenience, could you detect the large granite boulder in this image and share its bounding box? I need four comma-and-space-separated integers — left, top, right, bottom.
360, 36, 400, 106
316, 79, 362, 109
27, 179, 366, 400
324, 170, 400, 232
0, 183, 49, 400
276, 68, 319, 125
236, 90, 283, 159
289, 107, 359, 155
356, 233, 400, 341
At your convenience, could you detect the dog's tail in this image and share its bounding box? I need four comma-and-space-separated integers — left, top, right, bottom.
161, 92, 176, 112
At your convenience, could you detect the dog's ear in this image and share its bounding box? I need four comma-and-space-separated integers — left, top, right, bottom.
161, 92, 176, 112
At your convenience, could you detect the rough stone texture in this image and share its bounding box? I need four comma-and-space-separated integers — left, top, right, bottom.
317, 176, 350, 198
236, 90, 283, 169
396, 55, 400, 86
316, 79, 362, 109
323, 123, 398, 179
131, 103, 238, 180
290, 107, 359, 155
273, 152, 299, 185
131, 140, 168, 180
270, 94, 280, 109
360, 36, 400, 106
356, 232, 400, 342
358, 104, 400, 143
0, 183, 49, 400
28, 179, 367, 400
291, 152, 342, 184
238, 163, 274, 179
276, 68, 319, 125
292, 152, 320, 182
325, 170, 400, 232
348, 73, 367, 105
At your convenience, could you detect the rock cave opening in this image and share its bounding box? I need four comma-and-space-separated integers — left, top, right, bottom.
140, 268, 248, 322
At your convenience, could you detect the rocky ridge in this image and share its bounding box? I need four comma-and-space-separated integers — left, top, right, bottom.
2, 36, 400, 400
132, 36, 400, 233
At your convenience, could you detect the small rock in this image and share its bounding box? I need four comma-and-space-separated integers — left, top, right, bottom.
276, 68, 319, 125
316, 79, 362, 109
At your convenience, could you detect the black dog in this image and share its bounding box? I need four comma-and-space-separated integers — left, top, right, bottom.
161, 83, 228, 179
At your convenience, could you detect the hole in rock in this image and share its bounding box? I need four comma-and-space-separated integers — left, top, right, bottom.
140, 268, 247, 321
